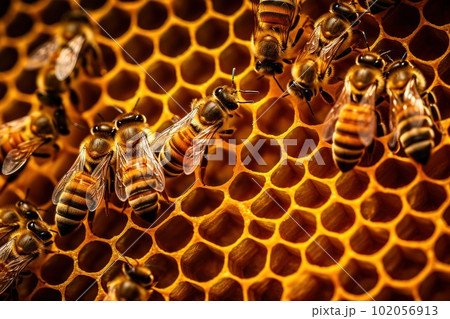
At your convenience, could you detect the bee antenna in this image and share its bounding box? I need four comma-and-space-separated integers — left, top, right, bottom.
112, 106, 124, 114
239, 90, 259, 94
49, 229, 58, 234
305, 99, 315, 118
231, 68, 236, 88
256, 75, 264, 80
24, 188, 30, 201
237, 100, 254, 104
123, 256, 133, 267
96, 113, 105, 121
282, 92, 290, 98
273, 76, 284, 93
401, 51, 408, 61
70, 120, 87, 131
132, 97, 141, 111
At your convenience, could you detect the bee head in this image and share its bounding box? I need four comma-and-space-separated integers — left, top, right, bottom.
27, 221, 52, 242
123, 263, 155, 289
16, 201, 41, 221
357, 52, 385, 70
92, 123, 116, 137
115, 112, 146, 128
53, 108, 70, 136
384, 60, 411, 78
255, 60, 283, 76
331, 1, 358, 22
214, 86, 239, 111
288, 81, 313, 101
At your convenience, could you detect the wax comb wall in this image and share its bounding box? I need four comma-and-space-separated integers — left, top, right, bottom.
0, 0, 449, 301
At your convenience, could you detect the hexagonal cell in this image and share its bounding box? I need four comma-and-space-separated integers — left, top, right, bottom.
155, 215, 193, 252
167, 86, 201, 117
251, 188, 290, 219
40, 0, 70, 25
373, 39, 407, 62
383, 245, 427, 280
410, 26, 448, 61
181, 242, 224, 282
358, 140, 385, 168
294, 179, 331, 208
199, 207, 244, 246
309, 147, 339, 179
107, 70, 140, 100
423, 145, 450, 179
2, 100, 31, 123
219, 43, 251, 75
419, 272, 450, 301
145, 254, 179, 289
349, 226, 389, 255
202, 147, 236, 187
239, 71, 270, 102
229, 172, 264, 201
270, 244, 301, 276
54, 224, 85, 251
321, 202, 355, 233
137, 1, 168, 30
160, 25, 191, 57
212, 0, 242, 15
164, 173, 197, 198
31, 288, 62, 301
435, 234, 450, 264
271, 159, 305, 188
288, 273, 334, 301
91, 207, 127, 239
181, 187, 224, 217
99, 7, 130, 38
375, 287, 414, 301
396, 215, 435, 241
339, 259, 378, 295
234, 9, 253, 40
256, 97, 294, 136
122, 34, 153, 64
65, 275, 98, 301
381, 3, 420, 38
357, 14, 379, 46
248, 278, 283, 301
27, 175, 54, 206
169, 281, 205, 301
40, 254, 73, 285
285, 126, 320, 159
79, 0, 105, 10
228, 238, 267, 278
6, 12, 33, 38
134, 95, 163, 126
180, 51, 215, 84
306, 235, 345, 267
361, 192, 402, 222
249, 220, 275, 240
407, 181, 446, 212
172, 0, 206, 21
209, 278, 243, 301
241, 135, 281, 173
145, 60, 177, 94
116, 228, 153, 259
0, 47, 18, 72
375, 158, 417, 189
279, 210, 316, 243
336, 169, 370, 200
78, 241, 112, 273
196, 18, 229, 49
423, 0, 450, 26
72, 81, 102, 112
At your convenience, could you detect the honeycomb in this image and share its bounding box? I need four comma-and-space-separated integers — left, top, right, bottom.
0, 0, 449, 301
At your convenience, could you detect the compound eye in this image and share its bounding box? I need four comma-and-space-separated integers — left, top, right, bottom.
275, 63, 283, 74
374, 59, 383, 68
214, 87, 224, 96
135, 114, 144, 122
255, 61, 262, 70
93, 125, 101, 133
25, 210, 39, 220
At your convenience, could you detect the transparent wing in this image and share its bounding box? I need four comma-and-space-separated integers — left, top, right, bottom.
322, 80, 352, 141
25, 38, 59, 70
55, 35, 85, 81
151, 107, 198, 153
318, 36, 346, 75
301, 24, 321, 56
2, 138, 47, 175
86, 153, 113, 212
358, 84, 377, 146
141, 130, 165, 192
183, 124, 221, 175
0, 225, 17, 242
0, 116, 32, 137
114, 140, 129, 202
403, 78, 425, 119
52, 147, 87, 205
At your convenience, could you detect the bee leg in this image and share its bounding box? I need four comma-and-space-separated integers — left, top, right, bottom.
289, 14, 300, 31
120, 201, 128, 214
375, 110, 387, 137
422, 92, 445, 134
319, 88, 334, 104
388, 132, 400, 153
334, 47, 353, 61
219, 129, 235, 137
353, 29, 370, 51
291, 25, 303, 48
32, 152, 51, 158
199, 145, 209, 186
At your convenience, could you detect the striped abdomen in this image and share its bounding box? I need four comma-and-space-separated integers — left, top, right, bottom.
55, 171, 94, 236
258, 0, 296, 27
159, 125, 198, 177
332, 105, 374, 172
367, 0, 400, 14
398, 105, 434, 164
0, 131, 26, 167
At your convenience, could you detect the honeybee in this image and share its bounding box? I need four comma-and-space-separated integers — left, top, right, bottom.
322, 52, 386, 172
366, 0, 400, 14
0, 200, 44, 241
385, 56, 443, 164
113, 109, 165, 223
152, 69, 257, 179
104, 262, 156, 301
0, 209, 53, 295
52, 121, 116, 236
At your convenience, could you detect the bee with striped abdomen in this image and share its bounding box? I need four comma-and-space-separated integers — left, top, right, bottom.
52, 120, 116, 236
0, 200, 42, 242
322, 51, 386, 172
366, 0, 400, 14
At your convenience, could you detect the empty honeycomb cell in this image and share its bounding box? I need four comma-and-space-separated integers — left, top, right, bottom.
155, 215, 193, 252
423, 0, 450, 26
271, 159, 305, 188
160, 25, 191, 58
407, 181, 446, 212
228, 238, 267, 278
339, 259, 378, 295
169, 281, 205, 301
285, 126, 319, 159
145, 254, 179, 289
65, 275, 98, 301
321, 202, 355, 233
288, 274, 334, 301
135, 95, 163, 125
434, 234, 450, 264
0, 47, 18, 72
358, 140, 385, 168
209, 278, 243, 301
180, 242, 224, 282
137, 2, 167, 31
167, 86, 202, 117
373, 39, 407, 62
6, 12, 33, 38
164, 173, 196, 198
181, 51, 216, 85
199, 208, 244, 246
438, 54, 450, 85
308, 147, 339, 179
15, 70, 37, 94
122, 34, 154, 64
80, 0, 106, 10
206, 77, 231, 95
306, 235, 345, 267
381, 3, 420, 38
409, 26, 449, 61
375, 287, 414, 301
0, 0, 10, 18
107, 70, 140, 100
73, 82, 102, 112
270, 244, 301, 276
99, 7, 130, 39
228, 172, 264, 201
251, 188, 290, 219
234, 9, 253, 41
241, 135, 281, 173
40, 0, 71, 25
31, 288, 62, 301
2, 100, 31, 123
294, 179, 331, 208
239, 71, 270, 102
116, 228, 153, 259
249, 220, 275, 240
26, 175, 53, 205
361, 192, 402, 222
349, 226, 389, 255
396, 215, 435, 241
78, 241, 112, 273
248, 278, 283, 301
423, 145, 450, 179
383, 245, 427, 280
219, 43, 251, 75
279, 210, 316, 243
181, 187, 223, 217
54, 225, 86, 251
99, 43, 117, 71
419, 272, 450, 301
212, 0, 243, 15
196, 18, 229, 49
202, 147, 236, 186
40, 254, 74, 285
357, 14, 380, 47
256, 98, 294, 136
335, 169, 369, 200
433, 85, 450, 120
173, 0, 206, 21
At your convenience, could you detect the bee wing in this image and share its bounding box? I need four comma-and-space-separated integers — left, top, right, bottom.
183, 123, 221, 175
141, 131, 165, 192
0, 116, 32, 137
2, 138, 48, 175
0, 225, 17, 242
52, 147, 87, 205
301, 24, 322, 56
358, 84, 377, 146
55, 35, 85, 81
318, 36, 346, 75
403, 78, 426, 118
86, 153, 113, 212
25, 38, 59, 70
114, 140, 130, 202
322, 80, 352, 141
151, 107, 199, 153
